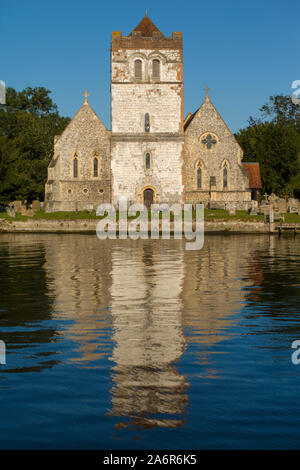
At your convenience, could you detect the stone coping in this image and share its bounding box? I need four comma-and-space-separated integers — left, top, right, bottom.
0, 218, 290, 234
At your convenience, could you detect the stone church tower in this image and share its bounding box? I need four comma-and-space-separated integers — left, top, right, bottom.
110, 15, 184, 206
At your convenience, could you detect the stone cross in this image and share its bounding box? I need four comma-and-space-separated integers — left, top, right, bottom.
83, 90, 90, 104
204, 86, 210, 97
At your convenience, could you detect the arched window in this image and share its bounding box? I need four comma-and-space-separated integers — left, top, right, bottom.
135, 59, 142, 80
196, 161, 203, 189
152, 59, 160, 80
93, 157, 98, 177
197, 165, 202, 189
145, 152, 151, 169
223, 162, 228, 189
73, 156, 78, 178
145, 113, 150, 132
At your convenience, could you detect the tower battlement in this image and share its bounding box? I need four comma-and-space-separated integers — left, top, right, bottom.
111, 16, 182, 51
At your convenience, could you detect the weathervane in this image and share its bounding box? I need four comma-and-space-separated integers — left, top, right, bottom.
83, 89, 90, 104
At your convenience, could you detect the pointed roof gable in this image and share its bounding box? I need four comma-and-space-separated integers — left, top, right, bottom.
184, 93, 245, 153
54, 100, 108, 145
184, 94, 238, 139
130, 15, 163, 37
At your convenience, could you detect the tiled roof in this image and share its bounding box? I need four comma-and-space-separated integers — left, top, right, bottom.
242, 162, 262, 189
130, 16, 163, 37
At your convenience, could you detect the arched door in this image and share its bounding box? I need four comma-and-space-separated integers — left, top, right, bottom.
143, 188, 154, 209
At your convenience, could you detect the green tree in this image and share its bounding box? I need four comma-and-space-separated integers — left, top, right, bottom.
0, 87, 70, 203
235, 94, 300, 197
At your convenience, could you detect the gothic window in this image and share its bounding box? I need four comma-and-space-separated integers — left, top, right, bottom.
223, 162, 228, 188
197, 166, 202, 189
73, 156, 78, 178
93, 157, 98, 177
145, 152, 151, 169
135, 59, 142, 80
152, 59, 160, 80
196, 161, 203, 189
145, 113, 150, 132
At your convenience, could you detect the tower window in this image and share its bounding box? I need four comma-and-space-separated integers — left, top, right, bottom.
145, 113, 150, 132
152, 59, 160, 80
93, 157, 98, 177
135, 59, 142, 80
73, 157, 78, 178
145, 152, 151, 169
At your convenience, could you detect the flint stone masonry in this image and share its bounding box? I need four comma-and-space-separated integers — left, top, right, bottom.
111, 18, 184, 205
184, 96, 252, 210
44, 15, 261, 212
45, 101, 111, 212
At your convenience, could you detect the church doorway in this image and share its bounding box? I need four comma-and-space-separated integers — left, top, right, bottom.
143, 188, 154, 209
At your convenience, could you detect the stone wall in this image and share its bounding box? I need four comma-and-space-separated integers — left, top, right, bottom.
45, 101, 111, 212
184, 96, 252, 209
0, 218, 273, 234
111, 28, 184, 205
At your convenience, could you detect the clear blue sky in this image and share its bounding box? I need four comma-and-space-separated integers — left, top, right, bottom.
1, 0, 299, 132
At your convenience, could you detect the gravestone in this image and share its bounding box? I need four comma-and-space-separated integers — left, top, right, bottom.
32, 200, 41, 211
19, 205, 29, 215
250, 200, 258, 215
6, 204, 15, 217
277, 198, 287, 213
288, 198, 299, 214
13, 200, 23, 211
226, 202, 236, 216
269, 193, 279, 211
259, 204, 271, 215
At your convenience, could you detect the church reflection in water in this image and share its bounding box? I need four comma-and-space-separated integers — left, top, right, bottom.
108, 241, 188, 429
42, 234, 268, 430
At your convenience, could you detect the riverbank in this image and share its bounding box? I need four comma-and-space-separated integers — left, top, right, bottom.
0, 217, 292, 234
1, 209, 300, 234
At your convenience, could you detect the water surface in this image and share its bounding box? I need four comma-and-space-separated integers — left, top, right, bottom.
0, 233, 300, 449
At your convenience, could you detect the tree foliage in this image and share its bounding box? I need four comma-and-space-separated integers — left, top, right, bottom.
0, 87, 70, 202
235, 94, 300, 197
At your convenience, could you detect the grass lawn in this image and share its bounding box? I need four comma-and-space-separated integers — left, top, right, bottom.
1, 209, 300, 223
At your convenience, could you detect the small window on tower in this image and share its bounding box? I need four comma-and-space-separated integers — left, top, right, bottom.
145, 152, 151, 169
152, 59, 160, 80
145, 113, 150, 132
135, 59, 142, 80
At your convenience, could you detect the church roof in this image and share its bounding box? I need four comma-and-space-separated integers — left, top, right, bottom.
242, 162, 262, 189
130, 15, 163, 37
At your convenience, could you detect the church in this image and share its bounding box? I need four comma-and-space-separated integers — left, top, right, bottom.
44, 14, 261, 212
